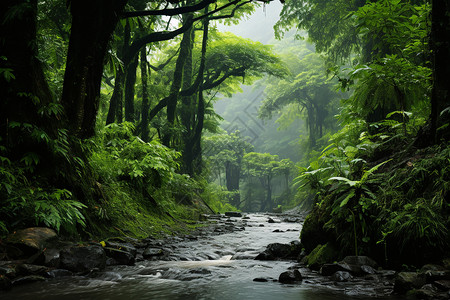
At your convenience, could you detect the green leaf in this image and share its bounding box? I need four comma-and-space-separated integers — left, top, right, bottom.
329, 176, 358, 187
339, 190, 356, 207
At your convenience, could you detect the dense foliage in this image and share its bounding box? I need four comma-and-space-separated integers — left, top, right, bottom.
1, 0, 449, 270
273, 0, 450, 267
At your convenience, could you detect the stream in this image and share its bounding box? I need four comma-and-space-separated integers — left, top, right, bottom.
1, 213, 405, 300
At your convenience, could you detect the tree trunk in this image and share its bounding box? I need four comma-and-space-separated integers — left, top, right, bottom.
62, 0, 127, 138
106, 68, 125, 125
125, 54, 138, 122
261, 175, 273, 212
225, 162, 241, 207
162, 14, 193, 146
0, 0, 55, 159
140, 46, 151, 142
180, 26, 195, 136
182, 8, 209, 175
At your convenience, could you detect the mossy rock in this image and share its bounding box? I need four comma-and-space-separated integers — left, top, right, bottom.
304, 243, 338, 270
300, 202, 335, 252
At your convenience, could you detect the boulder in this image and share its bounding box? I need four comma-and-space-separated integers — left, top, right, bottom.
279, 269, 302, 284
341, 256, 378, 268
5, 227, 57, 258
60, 244, 106, 273
360, 265, 376, 275
225, 212, 242, 217
43, 248, 60, 268
106, 241, 137, 257
320, 263, 351, 276
255, 242, 300, 261
331, 271, 352, 282
254, 250, 273, 261
143, 247, 165, 259
300, 209, 334, 253
304, 243, 338, 270
267, 243, 292, 258
104, 247, 135, 266
393, 272, 426, 294
267, 218, 276, 223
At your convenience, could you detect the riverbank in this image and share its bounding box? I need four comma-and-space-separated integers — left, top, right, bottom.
1, 212, 449, 299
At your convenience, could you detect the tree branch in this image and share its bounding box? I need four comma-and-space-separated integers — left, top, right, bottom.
192, 0, 242, 22
207, 0, 252, 21
124, 16, 194, 66
148, 48, 180, 71
122, 0, 216, 18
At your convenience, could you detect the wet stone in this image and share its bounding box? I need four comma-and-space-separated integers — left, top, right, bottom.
43, 248, 60, 268
143, 247, 165, 259
279, 269, 302, 284
425, 270, 450, 282
46, 269, 73, 278
331, 271, 352, 282
225, 212, 242, 217
5, 227, 57, 258
393, 272, 426, 294
361, 265, 376, 275
320, 263, 350, 276
17, 264, 49, 276
106, 241, 137, 257
60, 245, 106, 273
12, 275, 46, 286
104, 247, 135, 266
342, 256, 377, 268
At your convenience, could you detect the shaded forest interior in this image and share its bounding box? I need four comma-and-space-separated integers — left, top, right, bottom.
0, 0, 449, 269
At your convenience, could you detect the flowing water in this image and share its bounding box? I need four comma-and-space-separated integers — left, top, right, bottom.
1, 214, 404, 300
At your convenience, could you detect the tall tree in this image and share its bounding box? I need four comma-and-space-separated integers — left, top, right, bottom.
62, 0, 127, 138
0, 0, 56, 160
